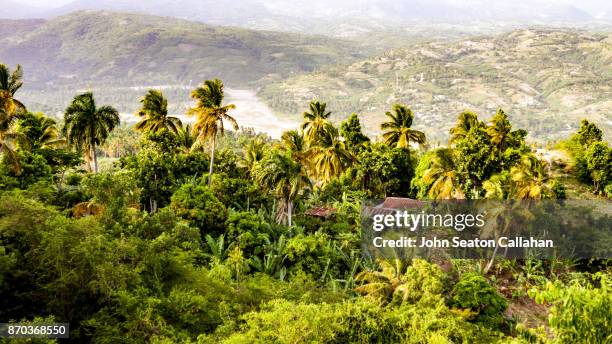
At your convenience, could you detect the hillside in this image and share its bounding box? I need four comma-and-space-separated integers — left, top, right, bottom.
259, 29, 612, 142
0, 11, 366, 88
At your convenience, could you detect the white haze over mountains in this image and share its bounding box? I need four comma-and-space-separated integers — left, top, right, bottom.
3, 0, 612, 25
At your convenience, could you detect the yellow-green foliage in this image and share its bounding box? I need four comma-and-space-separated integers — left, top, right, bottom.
221, 298, 506, 344
530, 273, 612, 343
448, 273, 509, 328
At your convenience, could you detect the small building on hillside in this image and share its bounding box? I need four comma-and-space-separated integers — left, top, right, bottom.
304, 206, 337, 219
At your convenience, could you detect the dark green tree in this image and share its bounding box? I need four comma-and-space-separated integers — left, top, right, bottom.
340, 113, 369, 152
454, 126, 498, 198
573, 119, 603, 147
585, 142, 611, 193
170, 183, 227, 235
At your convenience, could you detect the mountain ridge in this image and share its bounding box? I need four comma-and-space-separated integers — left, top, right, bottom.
6, 0, 611, 39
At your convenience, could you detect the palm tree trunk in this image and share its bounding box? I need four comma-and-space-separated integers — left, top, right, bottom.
208, 133, 216, 186
484, 241, 499, 274
92, 143, 98, 173
287, 198, 293, 227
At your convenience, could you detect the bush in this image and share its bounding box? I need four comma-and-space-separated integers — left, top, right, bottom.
221, 298, 505, 343
170, 183, 227, 235
225, 210, 272, 256
448, 273, 508, 328
210, 173, 268, 210
530, 273, 612, 343
551, 179, 567, 199
393, 259, 446, 306
283, 233, 339, 278
82, 171, 141, 227
0, 151, 53, 189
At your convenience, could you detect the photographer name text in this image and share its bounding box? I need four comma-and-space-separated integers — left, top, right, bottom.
372, 236, 554, 248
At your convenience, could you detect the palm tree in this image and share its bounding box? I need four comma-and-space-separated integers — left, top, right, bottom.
421, 148, 464, 199
483, 172, 511, 200
479, 200, 533, 273
16, 112, 64, 150
135, 90, 182, 135
0, 128, 19, 171
0, 64, 26, 118
63, 92, 120, 173
449, 110, 482, 145
486, 109, 512, 151
242, 137, 266, 174
253, 149, 311, 226
280, 129, 307, 162
0, 64, 26, 171
175, 123, 196, 153
281, 129, 306, 153
301, 100, 332, 142
307, 124, 354, 184
381, 104, 425, 149
187, 79, 238, 186
510, 154, 552, 200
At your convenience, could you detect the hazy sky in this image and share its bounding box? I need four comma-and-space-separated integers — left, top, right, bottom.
11, 0, 612, 15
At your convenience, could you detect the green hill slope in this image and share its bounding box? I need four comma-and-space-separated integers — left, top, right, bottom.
259, 29, 612, 142
0, 11, 367, 87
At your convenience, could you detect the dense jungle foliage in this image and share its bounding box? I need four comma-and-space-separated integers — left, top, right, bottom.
0, 63, 611, 343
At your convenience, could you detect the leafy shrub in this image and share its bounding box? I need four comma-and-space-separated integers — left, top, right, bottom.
170, 183, 227, 235
82, 171, 141, 227
283, 233, 339, 278
210, 173, 268, 210
550, 179, 567, 199
221, 298, 505, 343
529, 273, 612, 343
225, 210, 272, 256
448, 273, 508, 328
393, 259, 446, 306
0, 151, 53, 189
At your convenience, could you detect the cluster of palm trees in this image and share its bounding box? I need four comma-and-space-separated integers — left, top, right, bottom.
124, 78, 429, 226
62, 78, 237, 179
419, 110, 555, 200
0, 63, 430, 225
1, 64, 71, 172
245, 100, 428, 226
2, 62, 555, 207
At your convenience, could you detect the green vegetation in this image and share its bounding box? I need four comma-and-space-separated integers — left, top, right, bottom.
559, 120, 612, 197
0, 62, 610, 343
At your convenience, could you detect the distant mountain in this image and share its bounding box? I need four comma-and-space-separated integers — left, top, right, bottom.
259, 29, 612, 142
0, 11, 366, 88
49, 0, 599, 23
39, 0, 610, 37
